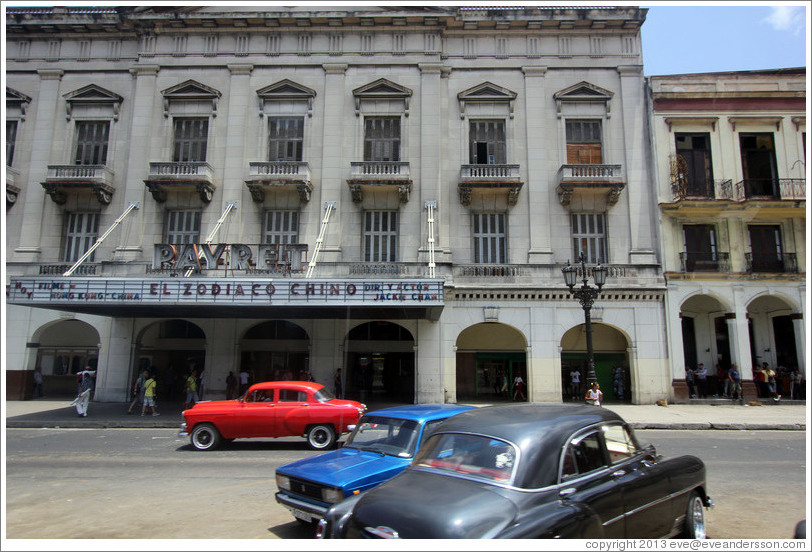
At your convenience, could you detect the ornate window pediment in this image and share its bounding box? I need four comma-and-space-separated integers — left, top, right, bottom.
257, 79, 317, 117
353, 78, 412, 117
7, 87, 32, 120
553, 81, 613, 118
161, 79, 221, 118
63, 84, 123, 122
458, 82, 517, 119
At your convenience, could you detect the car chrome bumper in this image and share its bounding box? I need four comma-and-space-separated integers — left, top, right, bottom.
178, 422, 188, 438
275, 491, 329, 522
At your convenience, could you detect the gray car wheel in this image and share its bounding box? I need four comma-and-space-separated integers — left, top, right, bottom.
684, 491, 706, 539
191, 423, 222, 451
306, 424, 336, 450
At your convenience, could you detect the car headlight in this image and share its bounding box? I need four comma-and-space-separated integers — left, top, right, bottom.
276, 474, 291, 491
321, 487, 343, 504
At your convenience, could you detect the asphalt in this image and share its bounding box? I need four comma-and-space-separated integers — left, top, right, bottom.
3, 397, 808, 431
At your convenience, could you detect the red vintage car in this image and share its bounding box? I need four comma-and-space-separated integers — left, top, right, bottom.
179, 381, 366, 451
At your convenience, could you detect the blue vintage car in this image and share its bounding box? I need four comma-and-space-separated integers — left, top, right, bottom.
275, 403, 474, 524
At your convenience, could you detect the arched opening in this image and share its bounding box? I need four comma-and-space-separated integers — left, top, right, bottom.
456, 323, 527, 402
135, 319, 206, 402
345, 322, 415, 404
680, 294, 731, 397
560, 323, 630, 403
747, 295, 798, 398
240, 320, 311, 386
32, 319, 100, 398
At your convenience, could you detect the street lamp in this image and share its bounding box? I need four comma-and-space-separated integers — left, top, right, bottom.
562, 252, 608, 387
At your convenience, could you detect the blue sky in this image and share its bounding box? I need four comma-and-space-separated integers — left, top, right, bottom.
641, 4, 808, 75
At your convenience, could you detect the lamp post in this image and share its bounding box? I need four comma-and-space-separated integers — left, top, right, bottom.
562, 252, 608, 388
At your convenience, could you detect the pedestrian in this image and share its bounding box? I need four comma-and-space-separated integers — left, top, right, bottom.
715, 364, 728, 398
512, 372, 526, 401
71, 367, 96, 417
763, 363, 780, 401
570, 367, 582, 401
500, 371, 509, 398
790, 367, 804, 400
685, 365, 696, 398
32, 367, 44, 398
695, 363, 708, 399
141, 372, 160, 416
226, 371, 238, 399
334, 368, 343, 398
127, 369, 148, 414
585, 382, 603, 406
239, 369, 250, 395
197, 367, 205, 401
754, 363, 768, 397
184, 368, 199, 410
727, 363, 742, 400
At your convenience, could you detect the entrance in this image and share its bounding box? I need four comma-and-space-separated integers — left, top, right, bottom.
345, 322, 415, 404
455, 323, 528, 402
32, 319, 100, 399
240, 320, 311, 388
135, 320, 206, 402
560, 323, 630, 403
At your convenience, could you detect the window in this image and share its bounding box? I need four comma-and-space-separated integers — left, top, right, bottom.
6, 120, 17, 166
165, 210, 201, 244
675, 133, 714, 197
279, 389, 307, 402
571, 213, 607, 264
173, 118, 208, 162
469, 121, 506, 164
364, 211, 398, 262
64, 213, 99, 262
602, 425, 638, 464
268, 117, 304, 162
748, 225, 783, 272
263, 210, 299, 244
561, 431, 607, 479
566, 120, 602, 164
473, 213, 507, 264
683, 224, 718, 272
739, 133, 778, 197
364, 117, 400, 162
74, 121, 110, 165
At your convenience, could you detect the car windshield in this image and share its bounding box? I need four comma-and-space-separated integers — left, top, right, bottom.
313, 387, 334, 402
414, 433, 517, 484
345, 416, 420, 458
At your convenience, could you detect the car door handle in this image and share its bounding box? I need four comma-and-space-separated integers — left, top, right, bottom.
611, 470, 626, 478
559, 488, 576, 497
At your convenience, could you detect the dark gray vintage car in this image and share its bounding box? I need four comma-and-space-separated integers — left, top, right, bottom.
317, 404, 712, 539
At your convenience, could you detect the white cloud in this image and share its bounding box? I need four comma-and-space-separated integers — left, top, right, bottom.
764, 6, 805, 35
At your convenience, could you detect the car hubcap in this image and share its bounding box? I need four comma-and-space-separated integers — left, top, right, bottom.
196, 431, 211, 446
691, 498, 706, 539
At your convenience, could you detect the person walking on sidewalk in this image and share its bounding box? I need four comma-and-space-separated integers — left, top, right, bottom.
184, 368, 199, 410
127, 370, 148, 414
763, 363, 781, 401
32, 368, 44, 398
585, 382, 603, 406
141, 372, 160, 416
695, 363, 708, 399
685, 365, 696, 398
71, 368, 96, 417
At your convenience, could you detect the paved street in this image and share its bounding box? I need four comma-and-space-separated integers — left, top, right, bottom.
3, 426, 806, 541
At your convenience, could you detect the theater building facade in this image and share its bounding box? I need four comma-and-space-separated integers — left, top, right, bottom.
6, 6, 667, 405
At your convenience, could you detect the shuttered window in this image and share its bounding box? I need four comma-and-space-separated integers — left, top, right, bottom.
263, 210, 299, 244
364, 117, 400, 162
64, 213, 99, 262
268, 117, 304, 162
469, 120, 506, 164
571, 213, 607, 264
473, 213, 507, 264
74, 121, 110, 165
173, 118, 208, 162
364, 211, 398, 262
165, 210, 201, 244
566, 120, 602, 164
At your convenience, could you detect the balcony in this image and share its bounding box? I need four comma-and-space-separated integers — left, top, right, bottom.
41, 165, 115, 205
245, 161, 312, 203
745, 252, 798, 274
556, 164, 625, 206
457, 164, 523, 207
38, 263, 98, 276
347, 161, 412, 204
679, 252, 730, 273
7, 166, 20, 207
144, 162, 215, 203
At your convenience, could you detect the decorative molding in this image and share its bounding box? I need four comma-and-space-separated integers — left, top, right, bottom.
256, 79, 317, 118
353, 78, 413, 117
553, 81, 614, 119
63, 84, 123, 121
727, 116, 782, 132
457, 81, 517, 119
161, 79, 221, 118
6, 87, 32, 121
664, 116, 718, 132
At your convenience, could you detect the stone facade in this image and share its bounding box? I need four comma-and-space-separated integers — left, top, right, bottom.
7, 6, 671, 405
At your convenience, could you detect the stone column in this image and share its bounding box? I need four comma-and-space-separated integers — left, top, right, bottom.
114, 65, 160, 261
14, 69, 64, 262
791, 313, 805, 374
419, 63, 443, 266
219, 64, 253, 240
318, 63, 348, 262
522, 66, 553, 264
617, 65, 657, 264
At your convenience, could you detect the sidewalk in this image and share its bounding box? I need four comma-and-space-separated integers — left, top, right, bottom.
3, 398, 807, 430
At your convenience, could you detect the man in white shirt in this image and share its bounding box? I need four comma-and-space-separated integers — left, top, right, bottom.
570, 369, 582, 401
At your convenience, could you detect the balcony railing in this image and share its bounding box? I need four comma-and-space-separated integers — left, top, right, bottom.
458, 164, 523, 207
145, 162, 215, 203
557, 164, 625, 206
39, 263, 98, 276
679, 252, 730, 273
672, 179, 731, 201
246, 161, 312, 202
347, 162, 413, 204
460, 164, 521, 181
455, 264, 524, 278
745, 252, 798, 274
42, 164, 115, 205
726, 179, 806, 202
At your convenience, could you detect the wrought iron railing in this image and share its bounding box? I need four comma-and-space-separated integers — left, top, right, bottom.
455, 264, 523, 277
679, 252, 730, 273
745, 252, 798, 274
39, 263, 98, 275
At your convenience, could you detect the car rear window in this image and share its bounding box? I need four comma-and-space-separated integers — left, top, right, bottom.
414, 433, 516, 484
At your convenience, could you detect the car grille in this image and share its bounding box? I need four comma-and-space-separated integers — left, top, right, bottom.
288, 477, 325, 502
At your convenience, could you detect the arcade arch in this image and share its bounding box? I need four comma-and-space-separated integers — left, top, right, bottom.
679, 294, 733, 396
455, 323, 527, 402
344, 321, 415, 404
32, 319, 100, 398
560, 323, 630, 403
747, 294, 800, 397
240, 320, 311, 385
134, 319, 206, 401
